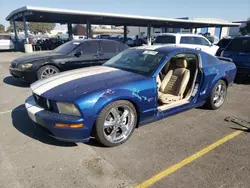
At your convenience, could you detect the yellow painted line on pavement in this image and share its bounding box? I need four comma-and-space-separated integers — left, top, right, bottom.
136, 130, 243, 188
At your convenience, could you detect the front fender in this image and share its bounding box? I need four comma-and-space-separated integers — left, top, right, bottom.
76, 80, 157, 130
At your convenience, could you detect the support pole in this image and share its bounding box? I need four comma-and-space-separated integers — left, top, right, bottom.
147, 24, 151, 46
13, 21, 18, 42
219, 27, 223, 39
194, 28, 197, 34
86, 21, 91, 39
67, 23, 73, 40
22, 14, 29, 44
123, 25, 127, 43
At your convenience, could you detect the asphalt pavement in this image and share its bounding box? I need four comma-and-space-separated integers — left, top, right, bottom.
0, 52, 250, 188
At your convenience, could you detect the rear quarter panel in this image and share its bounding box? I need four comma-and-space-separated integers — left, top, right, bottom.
198, 52, 236, 102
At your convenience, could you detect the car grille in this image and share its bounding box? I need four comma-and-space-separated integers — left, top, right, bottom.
33, 94, 53, 111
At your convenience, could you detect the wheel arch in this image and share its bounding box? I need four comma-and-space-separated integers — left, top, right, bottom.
40, 62, 61, 71
94, 97, 141, 128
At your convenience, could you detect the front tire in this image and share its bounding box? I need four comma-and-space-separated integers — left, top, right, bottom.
37, 65, 60, 80
95, 100, 137, 147
206, 80, 227, 110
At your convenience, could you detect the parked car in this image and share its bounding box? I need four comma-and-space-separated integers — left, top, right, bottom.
9, 39, 129, 83
25, 46, 236, 146
0, 34, 14, 51
221, 36, 250, 76
215, 37, 233, 56
153, 33, 219, 55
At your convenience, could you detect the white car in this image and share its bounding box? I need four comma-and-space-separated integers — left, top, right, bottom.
0, 34, 14, 51
153, 33, 219, 55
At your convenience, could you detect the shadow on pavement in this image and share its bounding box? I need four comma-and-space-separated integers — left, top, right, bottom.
84, 138, 106, 148
234, 75, 250, 85
230, 127, 250, 133
3, 76, 30, 88
11, 104, 77, 147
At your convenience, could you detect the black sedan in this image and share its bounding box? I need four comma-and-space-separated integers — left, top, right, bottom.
9, 39, 129, 83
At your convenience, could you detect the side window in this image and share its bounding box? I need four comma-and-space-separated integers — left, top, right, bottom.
194, 37, 210, 46
81, 42, 99, 54
180, 36, 195, 44
118, 43, 129, 52
101, 41, 117, 53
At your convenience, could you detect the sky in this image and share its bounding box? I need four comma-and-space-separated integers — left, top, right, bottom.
1, 0, 249, 29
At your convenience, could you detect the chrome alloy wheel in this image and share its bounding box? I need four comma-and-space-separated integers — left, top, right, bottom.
41, 67, 58, 79
103, 105, 135, 144
213, 83, 227, 108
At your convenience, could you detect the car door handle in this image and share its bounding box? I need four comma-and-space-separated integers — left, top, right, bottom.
195, 47, 201, 51
93, 55, 99, 59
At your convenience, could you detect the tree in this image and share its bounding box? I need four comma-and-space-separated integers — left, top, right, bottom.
0, 24, 5, 33
28, 22, 56, 34
239, 18, 250, 36
7, 22, 24, 33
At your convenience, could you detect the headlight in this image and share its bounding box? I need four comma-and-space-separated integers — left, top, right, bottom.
18, 63, 33, 70
56, 102, 81, 116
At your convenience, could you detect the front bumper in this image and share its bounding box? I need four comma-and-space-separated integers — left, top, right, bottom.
9, 67, 37, 83
25, 96, 91, 142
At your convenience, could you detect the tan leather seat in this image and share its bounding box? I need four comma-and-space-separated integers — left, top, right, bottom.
158, 59, 190, 104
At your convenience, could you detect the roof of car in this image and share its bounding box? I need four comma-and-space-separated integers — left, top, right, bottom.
155, 33, 204, 37
72, 39, 122, 43
133, 45, 197, 53
233, 35, 250, 38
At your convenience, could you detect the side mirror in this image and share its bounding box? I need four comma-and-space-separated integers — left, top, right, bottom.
74, 51, 82, 57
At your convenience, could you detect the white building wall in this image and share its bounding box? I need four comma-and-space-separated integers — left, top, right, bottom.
221, 27, 229, 38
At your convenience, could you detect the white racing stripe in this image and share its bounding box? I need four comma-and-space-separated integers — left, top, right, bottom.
31, 66, 97, 90
25, 99, 44, 123
32, 66, 117, 95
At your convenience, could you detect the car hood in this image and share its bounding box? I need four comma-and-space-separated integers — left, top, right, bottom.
31, 66, 148, 102
13, 52, 67, 64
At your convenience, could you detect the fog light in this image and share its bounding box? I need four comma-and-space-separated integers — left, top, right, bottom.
55, 123, 83, 128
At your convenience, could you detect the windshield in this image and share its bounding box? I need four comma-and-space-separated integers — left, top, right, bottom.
53, 41, 81, 54
154, 35, 176, 44
103, 49, 166, 76
226, 38, 250, 52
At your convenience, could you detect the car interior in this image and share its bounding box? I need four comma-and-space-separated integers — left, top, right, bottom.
156, 53, 199, 111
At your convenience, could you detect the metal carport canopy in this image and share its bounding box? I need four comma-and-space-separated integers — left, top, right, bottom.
6, 6, 240, 28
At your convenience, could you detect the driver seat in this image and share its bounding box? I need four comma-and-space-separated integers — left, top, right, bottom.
158, 59, 190, 104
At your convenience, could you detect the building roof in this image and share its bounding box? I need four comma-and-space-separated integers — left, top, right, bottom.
6, 6, 241, 28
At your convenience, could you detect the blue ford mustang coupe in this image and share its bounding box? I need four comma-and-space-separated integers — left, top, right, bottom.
25, 46, 236, 146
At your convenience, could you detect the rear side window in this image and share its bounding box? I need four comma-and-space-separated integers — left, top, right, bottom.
195, 37, 210, 46
101, 41, 117, 53
180, 36, 195, 44
81, 41, 99, 54
154, 35, 176, 44
226, 38, 250, 52
118, 43, 129, 52
0, 35, 11, 40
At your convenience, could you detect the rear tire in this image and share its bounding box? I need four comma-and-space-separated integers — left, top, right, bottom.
95, 100, 137, 147
37, 65, 60, 80
206, 80, 227, 110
